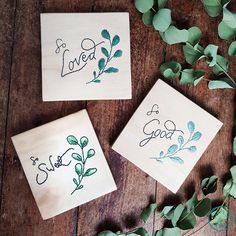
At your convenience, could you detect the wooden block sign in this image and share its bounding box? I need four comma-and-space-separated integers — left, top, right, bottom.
112, 80, 223, 193
11, 110, 117, 219
40, 13, 131, 101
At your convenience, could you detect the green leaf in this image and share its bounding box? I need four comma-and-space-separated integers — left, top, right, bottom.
129, 227, 148, 236
158, 0, 168, 9
191, 131, 202, 141
67, 135, 79, 145
114, 50, 123, 57
94, 80, 101, 83
72, 153, 83, 162
73, 178, 78, 185
160, 61, 182, 79
187, 26, 202, 46
222, 7, 236, 28
228, 41, 236, 56
218, 20, 236, 40
212, 55, 228, 75
75, 163, 83, 176
233, 137, 236, 155
98, 58, 105, 70
201, 0, 223, 17
194, 198, 211, 217
112, 35, 120, 46
84, 168, 97, 176
208, 80, 235, 89
164, 26, 189, 45
87, 149, 95, 158
177, 209, 196, 230
135, 0, 154, 13
230, 165, 236, 183
187, 121, 195, 134
141, 203, 157, 223
186, 192, 198, 211
209, 206, 228, 226
183, 44, 203, 65
204, 44, 218, 67
223, 179, 236, 198
201, 175, 218, 195
80, 136, 88, 148
142, 10, 154, 26
152, 9, 172, 32
171, 204, 185, 226
101, 47, 109, 57
101, 29, 110, 40
104, 67, 119, 73
155, 227, 181, 236
160, 206, 175, 220
180, 69, 205, 85
98, 231, 117, 236
169, 156, 184, 164
168, 144, 178, 154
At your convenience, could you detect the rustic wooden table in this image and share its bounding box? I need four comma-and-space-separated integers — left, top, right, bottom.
0, 0, 236, 235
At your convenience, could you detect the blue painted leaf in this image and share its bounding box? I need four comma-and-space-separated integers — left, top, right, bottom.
170, 156, 184, 164
104, 67, 119, 73
101, 47, 109, 57
178, 135, 184, 145
94, 80, 101, 83
160, 151, 164, 157
101, 29, 110, 39
98, 58, 105, 70
167, 144, 178, 154
114, 50, 123, 58
191, 131, 202, 141
112, 35, 120, 46
187, 121, 195, 134
188, 146, 197, 152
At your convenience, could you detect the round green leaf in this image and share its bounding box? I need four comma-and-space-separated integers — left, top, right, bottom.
158, 0, 168, 9
72, 153, 83, 162
160, 206, 175, 220
186, 192, 198, 211
67, 135, 79, 145
135, 0, 154, 13
204, 44, 218, 67
194, 198, 211, 217
101, 29, 110, 39
87, 148, 95, 158
142, 10, 154, 26
171, 204, 185, 226
208, 80, 235, 89
98, 231, 117, 236
233, 137, 236, 155
187, 26, 202, 46
160, 61, 182, 79
177, 209, 196, 230
112, 35, 120, 46
218, 20, 236, 40
114, 50, 123, 58
212, 55, 228, 75
228, 41, 236, 56
152, 9, 171, 32
98, 58, 105, 70
155, 227, 181, 236
209, 206, 228, 226
141, 203, 157, 223
230, 165, 236, 183
223, 179, 236, 198
84, 168, 97, 176
101, 47, 109, 57
130, 227, 148, 236
222, 7, 236, 28
201, 175, 218, 195
183, 44, 203, 65
180, 69, 205, 85
164, 26, 189, 45
201, 0, 223, 17
80, 136, 88, 148
75, 163, 83, 176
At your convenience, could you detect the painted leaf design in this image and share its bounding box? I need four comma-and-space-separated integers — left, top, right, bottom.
87, 149, 95, 158
78, 185, 83, 189
178, 135, 184, 145
101, 47, 109, 57
104, 67, 119, 73
98, 58, 105, 70
93, 71, 96, 79
187, 121, 195, 134
67, 135, 78, 145
101, 29, 110, 39
84, 168, 97, 176
112, 35, 120, 46
170, 156, 184, 164
94, 80, 101, 83
114, 50, 123, 58
72, 153, 82, 162
73, 178, 78, 185
191, 131, 202, 141
188, 146, 197, 152
167, 144, 178, 154
159, 151, 164, 157
75, 163, 83, 176
80, 136, 88, 148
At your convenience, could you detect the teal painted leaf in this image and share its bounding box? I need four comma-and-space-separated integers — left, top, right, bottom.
72, 153, 82, 162
187, 121, 195, 134
180, 69, 205, 85
155, 227, 181, 236
98, 58, 105, 70
158, 0, 168, 9
84, 168, 97, 176
135, 0, 154, 13
75, 163, 83, 176
142, 10, 154, 26
204, 44, 218, 67
78, 185, 83, 189
187, 26, 202, 46
112, 35, 120, 46
188, 146, 197, 152
87, 149, 95, 158
201, 175, 218, 195
93, 71, 96, 78
101, 29, 110, 39
94, 80, 101, 83
183, 44, 203, 65
178, 135, 184, 146
67, 135, 79, 145
73, 178, 78, 185
233, 137, 236, 155
152, 9, 172, 32
171, 204, 185, 226
98, 230, 117, 236
194, 198, 211, 217
191, 131, 202, 141
114, 50, 123, 58
212, 55, 228, 75
104, 67, 119, 73
160, 61, 182, 79
170, 156, 184, 164
141, 203, 157, 223
164, 26, 189, 45
131, 227, 149, 236
80, 136, 88, 148
186, 192, 198, 211
228, 41, 236, 56
201, 0, 223, 17
177, 208, 196, 230
167, 144, 178, 154
209, 206, 228, 226
101, 47, 109, 57
160, 206, 175, 220
160, 151, 164, 157
208, 80, 235, 89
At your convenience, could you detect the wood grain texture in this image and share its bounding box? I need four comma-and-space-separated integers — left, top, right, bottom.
0, 0, 236, 236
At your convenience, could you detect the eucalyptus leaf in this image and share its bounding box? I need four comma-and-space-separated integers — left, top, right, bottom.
222, 7, 236, 28
141, 203, 157, 223
160, 206, 175, 220
201, 175, 218, 195
212, 55, 228, 75
84, 168, 97, 177
160, 61, 182, 79
218, 20, 236, 40
67, 135, 79, 145
155, 227, 181, 236
209, 206, 228, 226
186, 192, 198, 211
204, 44, 218, 67
180, 69, 205, 85
223, 179, 236, 198
201, 0, 223, 17
158, 0, 168, 9
233, 137, 236, 155
153, 9, 172, 32
230, 165, 236, 183
98, 231, 117, 236
130, 227, 149, 236
208, 80, 235, 89
171, 204, 184, 227
142, 10, 154, 26
135, 0, 154, 13
194, 198, 211, 217
183, 44, 202, 64
164, 26, 189, 45
187, 26, 202, 46
176, 209, 196, 230
228, 41, 236, 56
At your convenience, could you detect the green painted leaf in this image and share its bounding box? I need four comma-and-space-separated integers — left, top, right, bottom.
201, 0, 223, 17
80, 136, 88, 148
201, 175, 218, 195
171, 204, 185, 226
130, 227, 149, 236
178, 135, 184, 145
209, 206, 228, 226
113, 50, 123, 58
191, 131, 202, 141
158, 0, 168, 9
152, 9, 171, 32
101, 47, 109, 57
112, 35, 120, 46
142, 10, 154, 26
67, 135, 79, 145
204, 44, 218, 67
168, 145, 178, 154
87, 149, 95, 158
72, 153, 82, 162
101, 29, 110, 40
135, 0, 154, 13
155, 227, 181, 236
169, 156, 184, 164
188, 146, 197, 152
187, 26, 202, 46
98, 231, 117, 236
141, 203, 157, 223
160, 206, 175, 220
177, 209, 196, 230
228, 41, 236, 56
84, 168, 97, 176
160, 61, 182, 79
186, 192, 198, 211
98, 58, 106, 70
208, 80, 235, 89
164, 26, 189, 45
104, 67, 119, 73
233, 137, 236, 155
94, 80, 101, 83
212, 55, 228, 75
73, 178, 78, 185
180, 69, 205, 85
183, 44, 203, 64
75, 163, 83, 176
187, 121, 195, 134
194, 198, 211, 217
